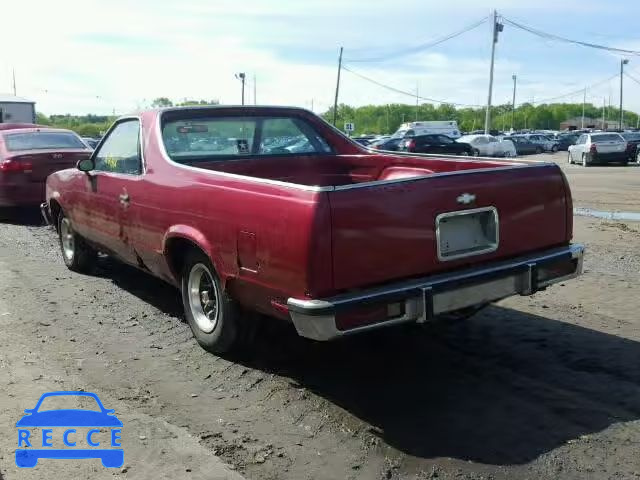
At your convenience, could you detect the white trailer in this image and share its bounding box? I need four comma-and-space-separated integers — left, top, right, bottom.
0, 95, 36, 124
393, 120, 461, 139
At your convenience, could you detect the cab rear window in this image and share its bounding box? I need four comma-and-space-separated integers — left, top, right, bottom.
5, 132, 86, 151
592, 134, 623, 143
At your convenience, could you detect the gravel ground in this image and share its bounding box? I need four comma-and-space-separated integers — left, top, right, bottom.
0, 158, 639, 480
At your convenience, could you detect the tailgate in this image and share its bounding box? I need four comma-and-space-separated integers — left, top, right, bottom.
328, 164, 570, 291
12, 150, 90, 181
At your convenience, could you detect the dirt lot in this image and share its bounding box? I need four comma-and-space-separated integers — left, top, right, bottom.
1, 152, 639, 480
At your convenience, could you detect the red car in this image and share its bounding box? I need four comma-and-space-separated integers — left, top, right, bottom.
0, 126, 91, 206
42, 106, 584, 353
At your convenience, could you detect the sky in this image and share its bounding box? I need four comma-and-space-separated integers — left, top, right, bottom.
2, 0, 640, 116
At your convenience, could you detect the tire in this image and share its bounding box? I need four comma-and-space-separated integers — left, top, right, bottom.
57, 211, 97, 273
567, 151, 573, 164
582, 153, 589, 167
181, 250, 243, 354
551, 144, 558, 152
472, 148, 480, 157
458, 150, 469, 156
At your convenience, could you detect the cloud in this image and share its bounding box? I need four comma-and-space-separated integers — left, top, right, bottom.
0, 0, 638, 115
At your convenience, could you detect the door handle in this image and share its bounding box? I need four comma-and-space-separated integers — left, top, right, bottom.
119, 193, 130, 205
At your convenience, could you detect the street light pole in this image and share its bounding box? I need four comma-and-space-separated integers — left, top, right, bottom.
511, 74, 517, 131
619, 59, 629, 130
235, 73, 246, 105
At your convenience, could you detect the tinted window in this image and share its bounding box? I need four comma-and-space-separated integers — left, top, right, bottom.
621, 132, 640, 141
576, 135, 587, 144
94, 120, 142, 175
592, 134, 624, 143
4, 131, 86, 151
162, 116, 331, 161
437, 135, 454, 144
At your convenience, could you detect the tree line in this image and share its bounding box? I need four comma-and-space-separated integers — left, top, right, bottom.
321, 102, 640, 135
35, 98, 219, 137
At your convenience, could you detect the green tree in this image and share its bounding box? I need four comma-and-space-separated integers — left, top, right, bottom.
151, 97, 173, 108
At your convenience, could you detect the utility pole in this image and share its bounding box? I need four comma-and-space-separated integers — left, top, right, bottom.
253, 74, 257, 105
333, 46, 343, 126
581, 87, 586, 129
386, 104, 390, 133
12, 69, 16, 96
484, 9, 503, 134
415, 83, 419, 121
620, 59, 629, 130
235, 73, 246, 105
511, 74, 517, 131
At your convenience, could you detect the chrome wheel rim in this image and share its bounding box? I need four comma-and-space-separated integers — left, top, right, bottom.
187, 263, 220, 333
60, 218, 75, 261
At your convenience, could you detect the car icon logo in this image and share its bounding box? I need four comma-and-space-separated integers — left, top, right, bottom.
15, 391, 123, 468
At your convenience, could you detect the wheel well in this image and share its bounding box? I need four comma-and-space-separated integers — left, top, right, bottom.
165, 237, 209, 282
49, 200, 62, 230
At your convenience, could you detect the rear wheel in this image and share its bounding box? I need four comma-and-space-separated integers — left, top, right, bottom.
567, 151, 573, 164
57, 212, 97, 273
472, 148, 480, 157
551, 144, 559, 152
181, 250, 243, 354
582, 153, 590, 167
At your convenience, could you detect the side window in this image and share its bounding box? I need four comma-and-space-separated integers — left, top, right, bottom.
576, 134, 586, 144
488, 137, 498, 143
476, 137, 488, 145
94, 120, 141, 174
437, 135, 453, 144
260, 118, 331, 155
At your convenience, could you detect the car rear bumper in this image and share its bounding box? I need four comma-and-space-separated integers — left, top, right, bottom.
288, 243, 584, 341
0, 185, 44, 206
588, 152, 629, 163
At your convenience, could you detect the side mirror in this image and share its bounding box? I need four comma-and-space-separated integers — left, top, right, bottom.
77, 158, 95, 173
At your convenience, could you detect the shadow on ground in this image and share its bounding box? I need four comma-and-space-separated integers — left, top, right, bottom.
90, 258, 640, 466
0, 207, 44, 226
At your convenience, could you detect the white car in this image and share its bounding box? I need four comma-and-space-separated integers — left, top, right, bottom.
457, 134, 517, 158
567, 132, 628, 166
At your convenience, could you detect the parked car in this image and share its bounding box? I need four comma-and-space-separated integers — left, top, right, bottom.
620, 132, 640, 161
0, 127, 92, 207
368, 136, 402, 151
506, 135, 543, 155
82, 137, 100, 149
523, 133, 559, 152
352, 137, 372, 146
567, 132, 628, 166
456, 134, 516, 157
555, 133, 580, 151
398, 134, 473, 156
42, 106, 584, 353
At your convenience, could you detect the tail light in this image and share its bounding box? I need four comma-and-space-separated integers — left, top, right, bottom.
406, 139, 416, 151
0, 159, 33, 173
589, 144, 597, 154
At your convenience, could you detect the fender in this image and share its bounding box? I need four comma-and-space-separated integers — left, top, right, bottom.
162, 225, 230, 285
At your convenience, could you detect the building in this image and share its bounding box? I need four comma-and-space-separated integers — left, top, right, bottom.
0, 94, 36, 124
558, 116, 633, 131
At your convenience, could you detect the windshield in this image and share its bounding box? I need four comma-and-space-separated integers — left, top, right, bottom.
36, 395, 101, 412
5, 131, 86, 151
161, 115, 332, 162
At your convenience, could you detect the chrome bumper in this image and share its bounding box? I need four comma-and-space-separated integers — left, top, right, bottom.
288, 244, 585, 341
40, 202, 52, 226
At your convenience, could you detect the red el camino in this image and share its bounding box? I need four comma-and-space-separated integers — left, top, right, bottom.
0, 126, 91, 206
42, 106, 584, 353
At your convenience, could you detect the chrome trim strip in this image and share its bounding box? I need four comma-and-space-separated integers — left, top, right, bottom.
154, 110, 334, 192
288, 243, 585, 341
435, 206, 499, 262
331, 163, 553, 191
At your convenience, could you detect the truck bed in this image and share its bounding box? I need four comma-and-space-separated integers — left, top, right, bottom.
184, 153, 525, 188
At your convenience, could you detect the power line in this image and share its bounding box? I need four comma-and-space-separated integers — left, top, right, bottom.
624, 71, 640, 86
530, 74, 619, 105
502, 16, 640, 56
344, 16, 488, 63
341, 65, 483, 107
